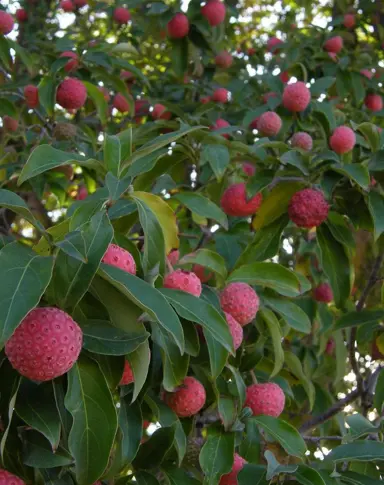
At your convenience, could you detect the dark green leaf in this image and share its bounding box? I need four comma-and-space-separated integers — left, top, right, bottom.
23, 431, 73, 469
171, 38, 188, 77
334, 309, 384, 330
135, 471, 160, 485
263, 296, 311, 334
104, 134, 121, 176
116, 397, 143, 467
238, 464, 268, 485
105, 172, 132, 202
373, 368, 384, 413
357, 123, 380, 152
179, 249, 227, 279
239, 418, 262, 464
368, 192, 384, 241
204, 328, 229, 378
264, 450, 298, 480
280, 150, 309, 175
326, 441, 384, 462
260, 309, 284, 377
310, 77, 335, 96
199, 431, 235, 485
83, 81, 108, 126
295, 465, 326, 485
332, 164, 370, 190
284, 351, 315, 409
175, 192, 228, 230
56, 231, 87, 263
133, 427, 175, 470
345, 414, 379, 441
326, 212, 356, 248
201, 144, 230, 180
127, 340, 151, 402
38, 77, 56, 117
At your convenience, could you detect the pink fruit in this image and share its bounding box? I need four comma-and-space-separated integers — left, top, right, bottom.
245, 383, 285, 417
329, 126, 356, 154
167, 13, 189, 39
213, 88, 229, 103
324, 36, 343, 54
282, 81, 311, 112
0, 11, 14, 34
365, 94, 383, 112
211, 118, 230, 138
5, 307, 83, 382
215, 51, 233, 68
102, 244, 136, 274
242, 162, 255, 176
120, 360, 134, 385
267, 37, 283, 53
164, 376, 206, 417
220, 282, 259, 326
16, 9, 28, 22
113, 7, 131, 24
291, 132, 313, 151
343, 13, 355, 29
60, 0, 74, 12
56, 78, 87, 110
113, 93, 130, 113
167, 249, 180, 266
3, 116, 18, 132
314, 283, 333, 303
288, 188, 329, 228
220, 183, 262, 217
258, 111, 282, 136
59, 51, 79, 72
151, 103, 171, 120
360, 69, 373, 80
76, 186, 88, 200
201, 0, 226, 26
164, 269, 202, 297
24, 85, 39, 108
0, 469, 25, 485
192, 264, 212, 283
224, 312, 243, 350
219, 454, 246, 485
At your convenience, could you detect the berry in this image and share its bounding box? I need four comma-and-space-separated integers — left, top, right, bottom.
258, 111, 282, 136
360, 69, 373, 79
102, 243, 136, 275
16, 9, 28, 22
53, 122, 77, 140
291, 132, 313, 151
245, 383, 285, 417
343, 13, 355, 29
267, 37, 283, 53
224, 312, 243, 350
329, 126, 356, 154
221, 183, 262, 217
193, 264, 213, 283
167, 13, 189, 39
113, 93, 130, 113
121, 70, 135, 83
365, 94, 383, 112
60, 0, 74, 12
282, 81, 311, 112
167, 249, 180, 266
220, 282, 259, 326
288, 188, 329, 228
76, 186, 88, 200
24, 85, 39, 108
219, 454, 246, 485
164, 269, 202, 297
0, 11, 14, 35
249, 117, 260, 130
211, 118, 230, 138
0, 469, 25, 485
56, 78, 87, 110
280, 71, 289, 83
98, 86, 110, 102
151, 103, 171, 120
114, 7, 131, 24
314, 283, 333, 303
242, 162, 255, 176
164, 376, 206, 417
74, 0, 87, 6
3, 116, 18, 132
5, 307, 82, 382
324, 36, 343, 54
201, 1, 226, 26
213, 88, 229, 103
201, 95, 211, 104
59, 51, 79, 72
215, 51, 233, 68
120, 360, 134, 385
325, 338, 335, 356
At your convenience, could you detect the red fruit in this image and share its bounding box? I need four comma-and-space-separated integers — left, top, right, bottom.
0, 11, 14, 34
167, 249, 180, 266
76, 186, 88, 200
60, 0, 74, 12
245, 383, 285, 417
211, 118, 230, 138
280, 71, 289, 83
164, 269, 202, 297
221, 183, 262, 217
98, 86, 110, 102
113, 93, 130, 113
151, 103, 171, 120
60, 51, 79, 72
167, 13, 189, 39
16, 9, 28, 22
314, 283, 333, 303
24, 85, 39, 108
224, 312, 243, 350
0, 469, 25, 485
5, 307, 82, 382
135, 98, 149, 116
74, 0, 87, 6
325, 338, 335, 355
213, 88, 229, 103
242, 162, 255, 176
114, 7, 131, 24
201, 0, 226, 26
121, 70, 135, 83
288, 188, 329, 228
56, 78, 87, 110
258, 111, 282, 136
247, 47, 256, 56
324, 36, 343, 54
329, 126, 356, 154
220, 282, 259, 326
267, 37, 283, 53
291, 132, 313, 151
164, 376, 206, 417
3, 116, 18, 132
102, 243, 136, 275
215, 51, 233, 68
193, 264, 212, 283
120, 360, 134, 385
201, 96, 211, 104
262, 91, 278, 104
219, 454, 246, 485
343, 13, 355, 29
360, 69, 373, 80
282, 81, 311, 112
365, 94, 383, 112
249, 117, 259, 130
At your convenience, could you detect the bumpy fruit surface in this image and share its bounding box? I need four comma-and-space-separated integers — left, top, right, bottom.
215, 51, 233, 68
224, 312, 243, 350
329, 126, 356, 154
167, 13, 189, 38
288, 188, 329, 228
258, 111, 282, 136
213, 88, 229, 103
102, 244, 136, 274
220, 282, 259, 326
291, 132, 313, 151
113, 7, 131, 24
113, 93, 130, 113
365, 94, 383, 112
164, 269, 202, 297
242, 162, 255, 176
60, 51, 79, 72
324, 36, 343, 53
5, 307, 83, 382
167, 249, 180, 266
165, 376, 206, 417
0, 11, 14, 35
120, 360, 134, 385
60, 0, 74, 12
211, 118, 230, 138
282, 81, 311, 112
16, 9, 28, 22
201, 0, 226, 26
314, 283, 333, 303
267, 37, 282, 53
56, 78, 87, 110
219, 454, 246, 485
24, 85, 39, 108
245, 383, 285, 417
220, 183, 262, 217
151, 103, 171, 120
0, 469, 25, 485
343, 13, 355, 28
53, 122, 77, 140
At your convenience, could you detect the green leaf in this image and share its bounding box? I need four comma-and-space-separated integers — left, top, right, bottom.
334, 309, 384, 330
179, 249, 227, 280
326, 441, 384, 462
332, 164, 370, 190
127, 340, 151, 402
260, 309, 284, 377
0, 242, 53, 346
133, 426, 176, 470
23, 431, 73, 469
218, 396, 236, 430
317, 224, 351, 308
284, 350, 315, 409
201, 144, 230, 181
238, 464, 268, 485
174, 192, 228, 230
0, 189, 46, 233
280, 150, 309, 175
135, 471, 160, 485
263, 296, 311, 334
264, 450, 298, 480
104, 134, 121, 176
252, 416, 307, 457
368, 192, 384, 241
204, 328, 229, 378
239, 418, 262, 464
326, 212, 356, 248
310, 77, 335, 96
115, 397, 143, 467
295, 465, 326, 485
171, 37, 188, 77
312, 101, 336, 136
357, 123, 380, 152
56, 231, 87, 263
83, 81, 108, 126
373, 368, 384, 413
341, 471, 383, 485
227, 365, 246, 408
38, 77, 56, 117
65, 355, 118, 485
163, 467, 201, 485
345, 414, 379, 441
126, 148, 168, 178
105, 172, 132, 202
199, 431, 235, 485
351, 73, 366, 106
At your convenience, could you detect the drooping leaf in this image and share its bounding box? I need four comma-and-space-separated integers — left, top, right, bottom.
326, 441, 384, 462
0, 189, 47, 233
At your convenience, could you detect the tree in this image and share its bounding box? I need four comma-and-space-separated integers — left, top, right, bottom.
0, 0, 383, 483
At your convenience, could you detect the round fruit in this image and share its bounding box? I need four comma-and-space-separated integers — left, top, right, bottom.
120, 360, 134, 385
245, 382, 285, 417
282, 81, 311, 112
224, 312, 243, 350
16, 9, 28, 22
201, 0, 226, 26
3, 116, 18, 132
164, 376, 206, 417
212, 88, 229, 103
219, 454, 247, 485
324, 36, 343, 54
215, 51, 233, 68
220, 183, 262, 217
0, 469, 25, 485
314, 283, 333, 303
59, 51, 79, 72
114, 7, 131, 24
102, 244, 136, 274
24, 85, 39, 108
113, 93, 130, 113
163, 269, 202, 297
365, 94, 383, 112
0, 11, 14, 35
343, 13, 355, 29
151, 103, 171, 120
242, 162, 255, 176
167, 249, 180, 266
211, 118, 230, 138
290, 132, 313, 151
5, 307, 83, 382
257, 111, 282, 136
267, 37, 283, 53
167, 13, 189, 39
288, 188, 329, 228
220, 282, 260, 326
56, 78, 87, 110
60, 0, 74, 12
329, 126, 356, 154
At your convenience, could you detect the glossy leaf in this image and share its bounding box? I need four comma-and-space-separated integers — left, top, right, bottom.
295, 465, 326, 485
284, 351, 315, 410
334, 309, 384, 330
201, 144, 230, 180
263, 295, 311, 333
326, 441, 384, 462
133, 426, 176, 470
260, 309, 284, 377
104, 134, 121, 176
199, 431, 235, 485
174, 192, 228, 230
